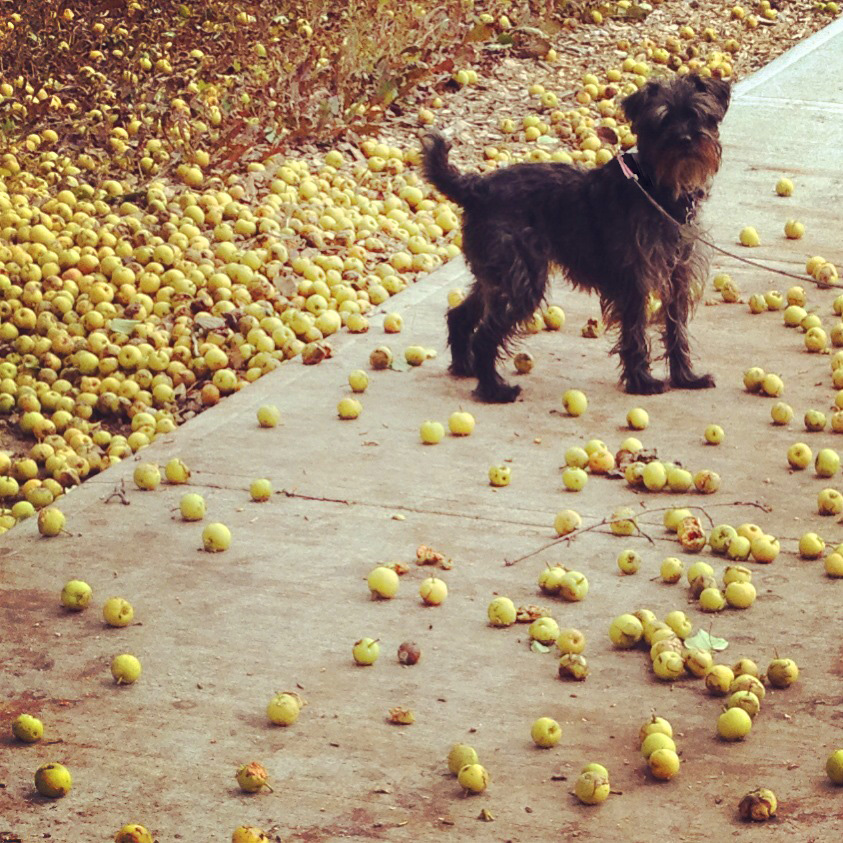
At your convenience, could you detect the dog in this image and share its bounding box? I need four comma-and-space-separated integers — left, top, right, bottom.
421, 74, 731, 402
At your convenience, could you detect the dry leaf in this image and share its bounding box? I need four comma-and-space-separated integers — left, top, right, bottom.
516, 604, 552, 623
388, 707, 415, 725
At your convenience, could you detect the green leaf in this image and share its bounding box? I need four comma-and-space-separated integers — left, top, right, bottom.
109, 318, 141, 335
685, 630, 729, 652
530, 641, 550, 654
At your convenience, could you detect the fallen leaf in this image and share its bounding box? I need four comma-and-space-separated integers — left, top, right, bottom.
516, 604, 551, 622
685, 630, 729, 652
388, 707, 415, 725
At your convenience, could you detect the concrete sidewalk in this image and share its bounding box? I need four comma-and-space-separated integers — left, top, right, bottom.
4, 17, 843, 843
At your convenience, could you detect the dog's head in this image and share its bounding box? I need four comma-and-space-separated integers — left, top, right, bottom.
622, 75, 731, 196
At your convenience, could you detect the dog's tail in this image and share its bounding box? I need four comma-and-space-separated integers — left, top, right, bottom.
421, 131, 479, 207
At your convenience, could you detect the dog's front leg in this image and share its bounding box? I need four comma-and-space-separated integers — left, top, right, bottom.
665, 262, 715, 390
614, 293, 666, 395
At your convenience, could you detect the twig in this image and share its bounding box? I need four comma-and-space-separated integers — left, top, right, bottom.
103, 479, 129, 505
281, 489, 351, 505
504, 515, 655, 567
503, 500, 772, 567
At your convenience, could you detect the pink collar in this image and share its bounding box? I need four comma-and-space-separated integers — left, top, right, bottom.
617, 154, 637, 181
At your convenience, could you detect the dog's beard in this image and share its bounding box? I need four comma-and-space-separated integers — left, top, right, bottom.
653, 136, 721, 196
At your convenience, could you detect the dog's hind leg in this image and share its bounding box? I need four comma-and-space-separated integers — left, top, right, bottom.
665, 263, 715, 390
469, 254, 546, 403
447, 287, 484, 376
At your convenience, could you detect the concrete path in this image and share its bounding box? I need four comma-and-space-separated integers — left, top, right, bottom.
4, 17, 843, 843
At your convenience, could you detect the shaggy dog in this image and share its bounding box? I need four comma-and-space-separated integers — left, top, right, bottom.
422, 74, 731, 402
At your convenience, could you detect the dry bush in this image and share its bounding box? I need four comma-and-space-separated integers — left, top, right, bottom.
0, 0, 567, 157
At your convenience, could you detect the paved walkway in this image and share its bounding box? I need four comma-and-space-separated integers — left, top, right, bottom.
4, 17, 843, 843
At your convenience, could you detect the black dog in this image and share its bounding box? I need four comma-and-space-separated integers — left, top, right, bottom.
422, 74, 731, 402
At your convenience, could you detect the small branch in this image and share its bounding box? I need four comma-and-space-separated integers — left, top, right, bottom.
103, 480, 129, 505
504, 515, 655, 566
281, 488, 351, 505
503, 499, 772, 566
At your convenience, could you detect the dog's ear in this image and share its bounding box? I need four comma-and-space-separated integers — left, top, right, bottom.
621, 81, 662, 129
693, 75, 732, 117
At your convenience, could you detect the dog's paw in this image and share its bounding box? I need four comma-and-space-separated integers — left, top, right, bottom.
673, 372, 716, 390
449, 360, 475, 378
624, 374, 667, 395
473, 382, 522, 403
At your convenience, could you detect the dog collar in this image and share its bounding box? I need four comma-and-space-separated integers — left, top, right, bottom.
617, 151, 696, 226
617, 152, 638, 181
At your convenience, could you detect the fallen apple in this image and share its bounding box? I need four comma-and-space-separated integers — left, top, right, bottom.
367, 566, 399, 599
103, 596, 134, 627
561, 466, 588, 491
37, 507, 65, 537
419, 577, 448, 605
558, 653, 589, 680
12, 713, 43, 743
266, 691, 302, 724
164, 458, 190, 484
609, 613, 643, 648
133, 463, 161, 491
626, 407, 649, 430
420, 420, 445, 444
257, 405, 281, 427
616, 549, 641, 575
648, 747, 680, 780
111, 653, 142, 684
114, 824, 154, 843
337, 397, 362, 419
249, 478, 272, 502
766, 657, 799, 688
232, 827, 270, 843
447, 744, 478, 775
487, 596, 517, 626
562, 389, 587, 417
660, 557, 684, 583
202, 522, 231, 552
556, 627, 586, 655
574, 770, 610, 804
531, 716, 562, 748
826, 749, 843, 785
488, 464, 511, 487
739, 788, 777, 822
235, 761, 271, 793
61, 579, 92, 611
348, 370, 369, 393
558, 571, 588, 601
179, 492, 206, 521
34, 762, 72, 798
553, 509, 582, 536
352, 638, 380, 666
717, 706, 752, 741
458, 763, 489, 793
448, 411, 475, 436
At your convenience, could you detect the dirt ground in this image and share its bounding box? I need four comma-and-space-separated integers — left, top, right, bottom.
4, 20, 843, 843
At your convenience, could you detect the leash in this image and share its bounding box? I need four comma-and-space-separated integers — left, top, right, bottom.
617, 153, 830, 289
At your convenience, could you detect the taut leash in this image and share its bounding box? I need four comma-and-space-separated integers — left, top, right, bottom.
617, 153, 829, 288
